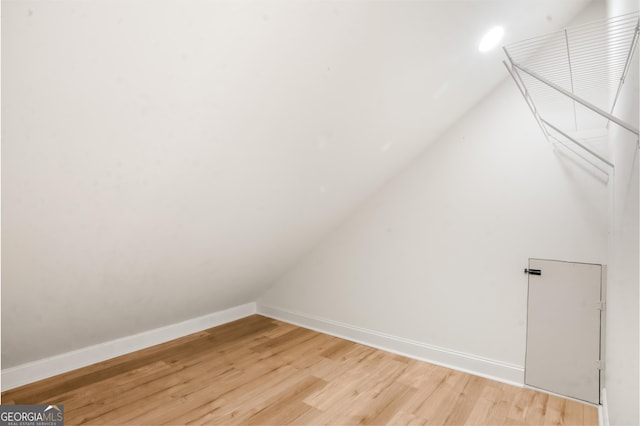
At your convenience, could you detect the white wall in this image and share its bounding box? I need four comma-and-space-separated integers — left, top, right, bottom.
260, 69, 609, 379
605, 1, 639, 424
1, 0, 592, 370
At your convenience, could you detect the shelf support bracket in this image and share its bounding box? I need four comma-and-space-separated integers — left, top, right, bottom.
503, 60, 551, 144
510, 61, 639, 136
541, 119, 614, 168
608, 19, 640, 125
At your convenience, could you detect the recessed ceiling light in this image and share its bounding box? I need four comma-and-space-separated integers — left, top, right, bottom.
479, 26, 504, 52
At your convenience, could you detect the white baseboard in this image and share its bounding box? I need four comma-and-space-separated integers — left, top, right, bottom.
1, 302, 256, 392
599, 388, 609, 426
256, 303, 524, 386
3, 302, 525, 392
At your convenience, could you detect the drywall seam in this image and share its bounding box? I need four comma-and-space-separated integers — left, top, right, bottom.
1, 302, 256, 391
256, 303, 524, 386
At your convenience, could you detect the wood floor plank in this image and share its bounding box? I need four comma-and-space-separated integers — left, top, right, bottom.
396, 359, 439, 388
505, 387, 538, 425
563, 399, 586, 426
412, 368, 471, 423
463, 380, 502, 425
303, 362, 374, 412
584, 404, 599, 426
244, 376, 327, 425
353, 382, 416, 425
542, 393, 568, 426
442, 374, 487, 425
187, 364, 313, 425
1, 315, 598, 426
2, 331, 210, 404
523, 390, 549, 425
388, 363, 448, 418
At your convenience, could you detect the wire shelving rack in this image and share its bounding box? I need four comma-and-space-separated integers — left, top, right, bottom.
503, 12, 639, 174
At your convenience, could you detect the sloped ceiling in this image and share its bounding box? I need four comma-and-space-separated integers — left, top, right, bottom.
2, 0, 591, 367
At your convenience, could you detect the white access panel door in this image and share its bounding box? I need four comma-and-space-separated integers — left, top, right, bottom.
525, 259, 602, 404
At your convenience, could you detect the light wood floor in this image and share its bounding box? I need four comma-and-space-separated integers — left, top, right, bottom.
2, 315, 598, 425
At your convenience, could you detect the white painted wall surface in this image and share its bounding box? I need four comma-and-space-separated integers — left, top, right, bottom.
260, 49, 609, 375
605, 0, 639, 424
1, 0, 592, 369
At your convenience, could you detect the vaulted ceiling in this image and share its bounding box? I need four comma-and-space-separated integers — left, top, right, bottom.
2, 0, 592, 367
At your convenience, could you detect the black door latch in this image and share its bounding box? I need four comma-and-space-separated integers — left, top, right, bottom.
524, 268, 542, 276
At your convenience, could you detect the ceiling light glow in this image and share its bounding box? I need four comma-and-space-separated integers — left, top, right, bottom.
479, 26, 504, 52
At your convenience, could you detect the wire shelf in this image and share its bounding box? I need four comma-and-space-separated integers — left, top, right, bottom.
503, 11, 639, 173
